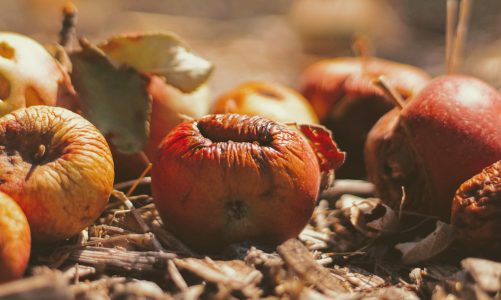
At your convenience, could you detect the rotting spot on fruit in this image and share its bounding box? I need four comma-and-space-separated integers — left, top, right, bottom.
0, 72, 11, 100
0, 42, 14, 60
226, 200, 248, 222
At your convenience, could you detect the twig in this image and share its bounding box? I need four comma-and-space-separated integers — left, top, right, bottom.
321, 180, 374, 200
167, 260, 189, 292
114, 176, 151, 190
450, 0, 473, 73
373, 75, 406, 110
277, 239, 349, 294
446, 0, 458, 73
0, 273, 72, 300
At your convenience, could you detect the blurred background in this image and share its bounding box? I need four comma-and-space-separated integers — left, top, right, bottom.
2, 0, 501, 94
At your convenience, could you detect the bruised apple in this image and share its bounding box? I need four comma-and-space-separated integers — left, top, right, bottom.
366, 75, 501, 221
152, 114, 320, 252
0, 106, 114, 243
0, 32, 73, 116
113, 75, 211, 182
212, 81, 318, 125
300, 57, 430, 178
0, 191, 30, 283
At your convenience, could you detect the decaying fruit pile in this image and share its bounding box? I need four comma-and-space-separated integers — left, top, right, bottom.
0, 1, 500, 299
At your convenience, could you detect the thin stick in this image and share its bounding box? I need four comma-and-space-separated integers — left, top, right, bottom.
352, 33, 371, 76
450, 0, 473, 73
373, 75, 406, 110
446, 0, 458, 73
126, 152, 152, 197
59, 2, 77, 48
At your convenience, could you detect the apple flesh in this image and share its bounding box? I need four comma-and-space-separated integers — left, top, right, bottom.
365, 75, 501, 221
300, 57, 430, 178
0, 106, 114, 243
113, 76, 211, 183
152, 114, 320, 252
0, 191, 30, 283
211, 81, 319, 125
0, 32, 73, 116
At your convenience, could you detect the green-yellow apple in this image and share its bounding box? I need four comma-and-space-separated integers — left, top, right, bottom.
0, 32, 73, 116
0, 105, 114, 243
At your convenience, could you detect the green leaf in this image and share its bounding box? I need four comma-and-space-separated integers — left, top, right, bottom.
69, 39, 151, 154
98, 32, 214, 93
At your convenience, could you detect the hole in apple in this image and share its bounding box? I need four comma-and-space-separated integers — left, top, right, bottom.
196, 118, 274, 147
226, 200, 248, 222
0, 72, 11, 100
0, 42, 15, 60
25, 86, 45, 106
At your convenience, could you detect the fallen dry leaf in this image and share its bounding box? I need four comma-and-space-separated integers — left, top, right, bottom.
461, 258, 501, 293
99, 32, 214, 93
70, 39, 151, 154
395, 221, 456, 265
296, 123, 346, 173
336, 195, 398, 237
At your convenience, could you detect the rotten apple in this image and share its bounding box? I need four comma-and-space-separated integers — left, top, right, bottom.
0, 105, 114, 243
365, 75, 501, 221
0, 191, 30, 283
0, 32, 73, 116
211, 81, 318, 125
152, 114, 321, 252
451, 160, 501, 257
299, 57, 430, 178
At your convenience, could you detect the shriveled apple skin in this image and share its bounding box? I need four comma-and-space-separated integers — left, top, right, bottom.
0, 192, 30, 283
152, 114, 320, 252
0, 106, 114, 243
400, 75, 501, 220
300, 57, 431, 178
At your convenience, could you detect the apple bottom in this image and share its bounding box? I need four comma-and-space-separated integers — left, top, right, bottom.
152, 114, 320, 253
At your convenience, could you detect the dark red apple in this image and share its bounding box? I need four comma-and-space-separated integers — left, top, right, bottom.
366, 75, 501, 221
151, 114, 321, 252
300, 57, 431, 178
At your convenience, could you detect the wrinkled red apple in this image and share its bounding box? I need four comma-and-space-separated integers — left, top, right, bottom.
0, 32, 74, 116
366, 75, 501, 221
113, 75, 211, 183
152, 114, 321, 252
212, 81, 318, 125
300, 57, 430, 178
0, 106, 114, 243
0, 191, 30, 283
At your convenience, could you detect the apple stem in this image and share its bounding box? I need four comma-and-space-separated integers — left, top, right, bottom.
374, 75, 405, 110
449, 0, 473, 73
58, 2, 78, 49
446, 0, 458, 73
351, 33, 371, 76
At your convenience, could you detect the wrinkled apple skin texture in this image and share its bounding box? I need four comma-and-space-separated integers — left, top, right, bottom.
0, 32, 68, 116
300, 57, 431, 178
452, 160, 501, 255
0, 106, 114, 243
400, 75, 501, 220
0, 191, 30, 283
212, 81, 319, 125
152, 114, 320, 252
